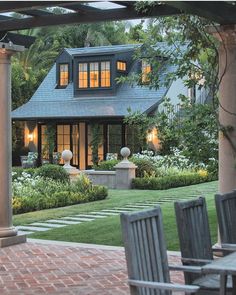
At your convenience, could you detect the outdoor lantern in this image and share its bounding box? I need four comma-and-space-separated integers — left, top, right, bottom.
147, 129, 155, 142
28, 133, 34, 141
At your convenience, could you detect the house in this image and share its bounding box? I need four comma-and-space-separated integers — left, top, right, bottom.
12, 43, 199, 169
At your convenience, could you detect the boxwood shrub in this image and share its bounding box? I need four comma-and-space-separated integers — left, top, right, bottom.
94, 159, 119, 171
132, 172, 217, 190
35, 164, 70, 183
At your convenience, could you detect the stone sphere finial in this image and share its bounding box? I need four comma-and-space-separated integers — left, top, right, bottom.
120, 147, 130, 161
62, 150, 73, 167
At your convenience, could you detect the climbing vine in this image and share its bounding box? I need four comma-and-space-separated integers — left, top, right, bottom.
90, 123, 103, 166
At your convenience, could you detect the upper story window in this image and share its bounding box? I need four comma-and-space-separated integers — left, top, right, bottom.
90, 62, 99, 88
59, 64, 69, 87
101, 61, 110, 87
117, 61, 126, 72
141, 60, 151, 84
78, 63, 88, 88
78, 61, 111, 89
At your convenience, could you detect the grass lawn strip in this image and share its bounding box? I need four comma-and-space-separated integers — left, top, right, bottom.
14, 181, 218, 250
16, 193, 203, 233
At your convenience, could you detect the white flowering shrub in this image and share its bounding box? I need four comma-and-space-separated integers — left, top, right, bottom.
131, 148, 217, 177
11, 168, 108, 214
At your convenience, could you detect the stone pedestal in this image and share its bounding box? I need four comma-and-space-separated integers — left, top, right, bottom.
210, 25, 236, 193
115, 147, 137, 189
0, 42, 26, 247
62, 150, 80, 182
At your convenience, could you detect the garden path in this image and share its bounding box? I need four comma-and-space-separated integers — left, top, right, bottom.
16, 193, 200, 235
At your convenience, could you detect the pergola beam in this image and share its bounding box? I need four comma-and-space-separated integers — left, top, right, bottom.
18, 9, 54, 17
0, 5, 181, 32
0, 1, 78, 13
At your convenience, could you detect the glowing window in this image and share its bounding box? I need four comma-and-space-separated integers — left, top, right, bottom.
101, 61, 111, 87
142, 60, 151, 83
117, 61, 126, 71
90, 62, 99, 88
59, 64, 69, 86
78, 63, 88, 88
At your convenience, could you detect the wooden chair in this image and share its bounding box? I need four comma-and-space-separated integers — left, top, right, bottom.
175, 197, 232, 294
215, 190, 236, 247
120, 206, 200, 295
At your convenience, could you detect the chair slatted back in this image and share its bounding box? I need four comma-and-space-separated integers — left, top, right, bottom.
215, 190, 236, 244
174, 197, 213, 284
120, 207, 171, 295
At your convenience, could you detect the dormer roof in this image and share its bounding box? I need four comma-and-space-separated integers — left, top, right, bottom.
12, 43, 176, 120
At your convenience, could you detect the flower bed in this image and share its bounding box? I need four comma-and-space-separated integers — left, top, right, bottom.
12, 165, 108, 214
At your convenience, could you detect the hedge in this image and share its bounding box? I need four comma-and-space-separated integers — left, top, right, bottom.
132, 172, 217, 190
13, 185, 108, 215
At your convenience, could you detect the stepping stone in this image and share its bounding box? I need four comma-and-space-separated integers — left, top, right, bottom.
113, 208, 136, 211
17, 230, 34, 235
61, 217, 94, 222
90, 211, 118, 216
125, 205, 152, 209
143, 202, 161, 205
31, 222, 66, 228
16, 226, 50, 232
102, 209, 130, 213
47, 219, 81, 225
74, 214, 105, 219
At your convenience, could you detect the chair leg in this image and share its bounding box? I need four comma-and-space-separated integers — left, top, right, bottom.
233, 275, 236, 295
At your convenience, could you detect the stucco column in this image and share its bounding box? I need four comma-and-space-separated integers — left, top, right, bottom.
210, 25, 236, 193
0, 43, 26, 247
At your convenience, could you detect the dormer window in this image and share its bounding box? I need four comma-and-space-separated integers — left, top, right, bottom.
117, 61, 126, 72
59, 64, 69, 87
78, 61, 111, 89
142, 60, 151, 83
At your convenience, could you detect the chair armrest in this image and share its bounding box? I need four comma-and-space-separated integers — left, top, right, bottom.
169, 264, 202, 273
129, 279, 199, 294
181, 257, 213, 265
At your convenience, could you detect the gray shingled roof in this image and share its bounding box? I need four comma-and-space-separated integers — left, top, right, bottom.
65, 44, 139, 56
12, 44, 174, 120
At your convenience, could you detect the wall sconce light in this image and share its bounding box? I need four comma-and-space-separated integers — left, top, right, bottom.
28, 133, 34, 141
147, 129, 155, 142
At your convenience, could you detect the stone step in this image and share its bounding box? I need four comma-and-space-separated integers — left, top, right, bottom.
74, 214, 105, 219
90, 212, 118, 216
31, 222, 66, 228
61, 217, 94, 222
47, 219, 81, 225
16, 226, 50, 232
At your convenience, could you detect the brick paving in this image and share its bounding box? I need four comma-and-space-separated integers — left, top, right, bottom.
0, 240, 184, 294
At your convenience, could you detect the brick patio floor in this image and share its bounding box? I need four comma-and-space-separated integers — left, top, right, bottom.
0, 239, 184, 294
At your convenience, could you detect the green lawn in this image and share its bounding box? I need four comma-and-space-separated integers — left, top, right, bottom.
14, 181, 218, 250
